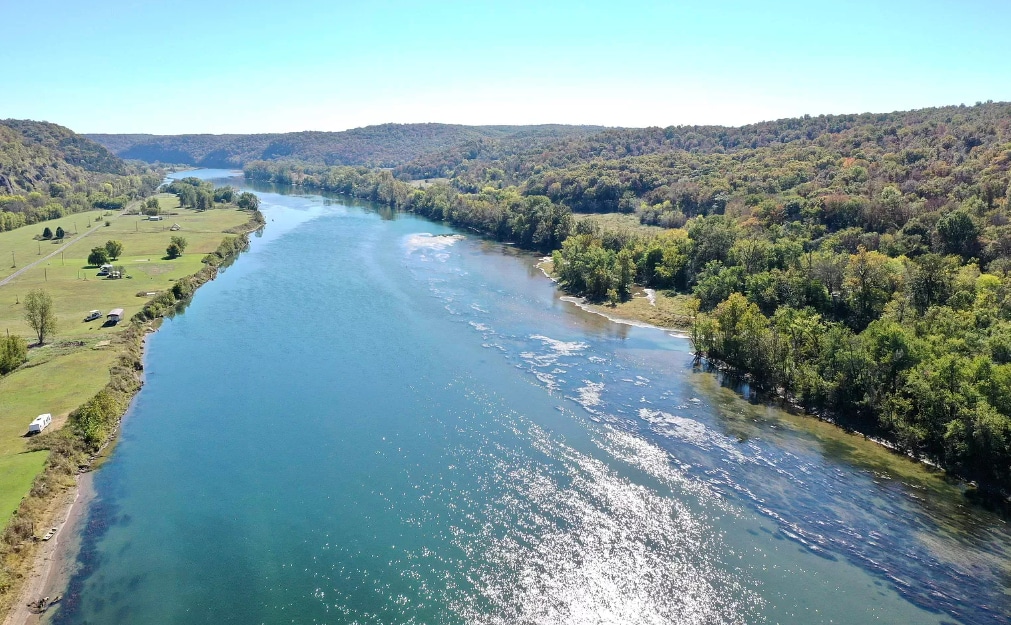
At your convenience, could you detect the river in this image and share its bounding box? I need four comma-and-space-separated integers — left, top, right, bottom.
49, 170, 1010, 624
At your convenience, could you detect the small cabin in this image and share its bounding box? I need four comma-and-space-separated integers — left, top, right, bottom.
107, 308, 124, 324
28, 413, 52, 435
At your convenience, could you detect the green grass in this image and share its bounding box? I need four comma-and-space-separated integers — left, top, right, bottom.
0, 452, 48, 527
573, 212, 664, 236
597, 289, 695, 328
0, 347, 119, 454
0, 195, 250, 342
408, 177, 450, 188
0, 209, 112, 281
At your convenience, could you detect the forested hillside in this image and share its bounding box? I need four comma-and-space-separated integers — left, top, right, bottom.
0, 120, 160, 231
246, 101, 1011, 494
88, 124, 604, 168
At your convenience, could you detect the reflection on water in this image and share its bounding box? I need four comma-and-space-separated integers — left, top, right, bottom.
51, 171, 1011, 625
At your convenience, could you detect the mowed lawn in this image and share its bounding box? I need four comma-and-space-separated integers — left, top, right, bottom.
0, 195, 250, 341
0, 209, 113, 282
0, 452, 47, 526
0, 195, 250, 526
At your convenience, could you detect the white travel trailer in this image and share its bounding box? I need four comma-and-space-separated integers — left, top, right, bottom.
28, 413, 52, 435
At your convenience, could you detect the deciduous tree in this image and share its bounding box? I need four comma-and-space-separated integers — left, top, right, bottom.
23, 289, 57, 345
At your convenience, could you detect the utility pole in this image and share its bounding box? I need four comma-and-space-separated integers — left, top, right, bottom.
10, 251, 14, 267
37, 242, 41, 255
44, 268, 47, 282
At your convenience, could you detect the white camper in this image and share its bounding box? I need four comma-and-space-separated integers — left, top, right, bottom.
28, 413, 52, 435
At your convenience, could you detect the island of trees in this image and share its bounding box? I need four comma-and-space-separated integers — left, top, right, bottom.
244, 101, 1011, 494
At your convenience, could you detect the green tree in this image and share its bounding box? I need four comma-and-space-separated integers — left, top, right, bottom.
843, 246, 895, 329
23, 289, 57, 345
687, 214, 738, 274
935, 209, 980, 259
55, 226, 65, 239
196, 189, 214, 211
88, 246, 110, 267
175, 184, 197, 208
0, 334, 28, 374
214, 186, 236, 203
42, 227, 52, 239
908, 254, 957, 312
166, 236, 188, 259
615, 249, 636, 300
105, 240, 124, 260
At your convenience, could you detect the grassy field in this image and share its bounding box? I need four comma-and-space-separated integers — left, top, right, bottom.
0, 452, 47, 528
0, 194, 250, 527
0, 209, 113, 282
573, 212, 664, 236
0, 195, 249, 341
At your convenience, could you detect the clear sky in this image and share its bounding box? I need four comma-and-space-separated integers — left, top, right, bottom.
4, 0, 1010, 134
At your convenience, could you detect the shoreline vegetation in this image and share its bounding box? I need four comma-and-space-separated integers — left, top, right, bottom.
244, 117, 1011, 504
0, 191, 264, 621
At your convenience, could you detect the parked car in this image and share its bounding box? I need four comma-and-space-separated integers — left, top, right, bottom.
84, 310, 102, 321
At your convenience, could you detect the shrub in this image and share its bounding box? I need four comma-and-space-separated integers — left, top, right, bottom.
0, 335, 27, 374
71, 390, 122, 448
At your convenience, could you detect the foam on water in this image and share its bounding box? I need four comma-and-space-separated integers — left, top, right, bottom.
639, 408, 750, 464
404, 233, 466, 261
573, 381, 605, 413
529, 334, 589, 356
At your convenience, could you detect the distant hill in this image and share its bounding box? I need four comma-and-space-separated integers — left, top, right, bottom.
87, 124, 606, 168
0, 119, 157, 231
0, 119, 126, 193
397, 102, 1011, 184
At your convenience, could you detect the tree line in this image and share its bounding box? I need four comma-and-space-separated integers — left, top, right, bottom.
163, 177, 259, 212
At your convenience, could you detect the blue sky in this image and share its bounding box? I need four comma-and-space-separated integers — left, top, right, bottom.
4, 0, 1010, 133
